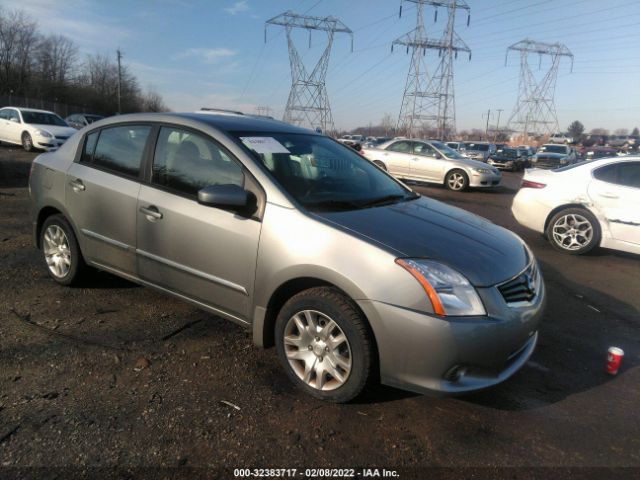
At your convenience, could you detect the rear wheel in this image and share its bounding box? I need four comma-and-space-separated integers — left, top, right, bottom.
40, 214, 86, 285
546, 208, 601, 255
445, 169, 469, 191
22, 132, 34, 152
275, 287, 374, 403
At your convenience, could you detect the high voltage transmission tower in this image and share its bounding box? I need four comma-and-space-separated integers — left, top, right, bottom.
393, 0, 470, 139
505, 39, 573, 140
265, 11, 353, 134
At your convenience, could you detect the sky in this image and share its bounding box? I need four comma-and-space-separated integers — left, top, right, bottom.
4, 0, 640, 133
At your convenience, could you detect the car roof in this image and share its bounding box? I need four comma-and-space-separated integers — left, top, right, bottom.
92, 111, 317, 135
4, 107, 57, 114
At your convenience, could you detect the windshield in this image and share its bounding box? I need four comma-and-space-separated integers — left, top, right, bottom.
431, 141, 465, 159
85, 115, 104, 124
539, 145, 567, 154
21, 111, 68, 126
500, 148, 518, 157
464, 143, 489, 151
235, 133, 414, 212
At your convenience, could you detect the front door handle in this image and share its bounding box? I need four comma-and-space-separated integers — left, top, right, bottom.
411, 157, 420, 161
69, 179, 85, 192
139, 205, 163, 220
599, 192, 619, 199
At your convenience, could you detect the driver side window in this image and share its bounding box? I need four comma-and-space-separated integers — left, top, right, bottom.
413, 142, 436, 157
152, 127, 244, 197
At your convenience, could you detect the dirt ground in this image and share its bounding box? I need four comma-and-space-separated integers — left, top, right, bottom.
1, 144, 639, 479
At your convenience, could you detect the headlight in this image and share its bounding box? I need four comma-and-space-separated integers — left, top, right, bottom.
34, 129, 53, 138
395, 259, 486, 316
473, 168, 491, 173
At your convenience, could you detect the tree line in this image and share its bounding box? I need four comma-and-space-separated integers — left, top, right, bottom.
0, 7, 168, 115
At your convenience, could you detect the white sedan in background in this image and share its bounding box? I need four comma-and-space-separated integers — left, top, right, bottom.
0, 107, 77, 152
512, 157, 640, 255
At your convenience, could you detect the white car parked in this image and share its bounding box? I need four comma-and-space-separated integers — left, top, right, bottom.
512, 157, 640, 255
0, 107, 77, 152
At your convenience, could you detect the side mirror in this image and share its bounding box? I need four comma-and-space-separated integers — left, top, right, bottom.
10, 117, 19, 123
198, 184, 249, 209
434, 152, 442, 159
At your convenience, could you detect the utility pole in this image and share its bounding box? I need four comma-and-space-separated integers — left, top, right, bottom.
505, 39, 573, 139
393, 0, 471, 139
483, 109, 492, 140
255, 106, 273, 117
493, 109, 503, 142
116, 49, 123, 114
265, 11, 353, 135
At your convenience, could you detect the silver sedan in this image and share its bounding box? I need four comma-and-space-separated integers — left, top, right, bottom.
362, 139, 501, 191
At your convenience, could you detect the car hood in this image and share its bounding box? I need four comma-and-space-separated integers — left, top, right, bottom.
30, 124, 77, 137
449, 156, 500, 171
317, 197, 528, 287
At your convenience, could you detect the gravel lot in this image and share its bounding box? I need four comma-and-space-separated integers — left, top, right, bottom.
1, 144, 639, 478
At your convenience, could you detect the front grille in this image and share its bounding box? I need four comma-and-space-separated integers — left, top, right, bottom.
498, 262, 539, 305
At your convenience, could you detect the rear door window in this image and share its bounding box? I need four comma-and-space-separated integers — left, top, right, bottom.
92, 125, 151, 178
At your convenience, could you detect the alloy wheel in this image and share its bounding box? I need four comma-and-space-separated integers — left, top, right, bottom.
283, 309, 352, 391
551, 213, 593, 251
43, 225, 72, 278
447, 172, 465, 190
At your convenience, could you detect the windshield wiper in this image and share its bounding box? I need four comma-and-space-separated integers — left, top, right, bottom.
358, 192, 420, 208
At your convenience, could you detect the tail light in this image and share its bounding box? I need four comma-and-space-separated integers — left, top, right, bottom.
521, 179, 546, 189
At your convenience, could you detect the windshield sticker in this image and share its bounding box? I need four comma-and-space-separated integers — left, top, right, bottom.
240, 137, 290, 154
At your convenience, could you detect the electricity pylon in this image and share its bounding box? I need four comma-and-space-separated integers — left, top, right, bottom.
265, 11, 353, 134
393, 0, 471, 139
505, 39, 573, 139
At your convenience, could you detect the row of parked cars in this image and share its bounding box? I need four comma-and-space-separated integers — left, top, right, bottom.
0, 106, 103, 151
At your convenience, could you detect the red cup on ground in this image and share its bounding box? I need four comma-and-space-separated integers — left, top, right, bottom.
606, 347, 624, 375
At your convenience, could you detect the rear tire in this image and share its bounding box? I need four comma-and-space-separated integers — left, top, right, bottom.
275, 287, 374, 403
546, 208, 601, 255
40, 214, 86, 285
373, 160, 387, 171
22, 132, 34, 152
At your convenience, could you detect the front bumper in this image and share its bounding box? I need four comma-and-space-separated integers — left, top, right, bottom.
357, 272, 545, 395
35, 136, 68, 151
469, 171, 501, 187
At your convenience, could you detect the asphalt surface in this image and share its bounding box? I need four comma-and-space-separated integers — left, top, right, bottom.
0, 144, 639, 478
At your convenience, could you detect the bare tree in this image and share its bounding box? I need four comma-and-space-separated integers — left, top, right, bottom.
0, 8, 38, 94
141, 86, 169, 112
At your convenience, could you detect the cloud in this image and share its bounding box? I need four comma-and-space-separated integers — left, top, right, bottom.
0, 0, 132, 50
224, 0, 249, 15
171, 48, 237, 64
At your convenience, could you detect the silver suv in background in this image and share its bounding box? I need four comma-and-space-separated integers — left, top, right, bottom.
463, 141, 496, 162
30, 112, 544, 402
362, 138, 501, 191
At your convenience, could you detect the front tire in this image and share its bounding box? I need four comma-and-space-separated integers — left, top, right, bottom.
546, 208, 601, 255
40, 214, 86, 285
22, 132, 34, 152
445, 169, 469, 191
275, 287, 374, 403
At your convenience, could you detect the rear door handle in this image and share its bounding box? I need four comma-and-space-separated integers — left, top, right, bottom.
139, 205, 163, 220
69, 179, 85, 192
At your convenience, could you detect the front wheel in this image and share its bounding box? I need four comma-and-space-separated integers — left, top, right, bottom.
546, 208, 601, 255
445, 169, 469, 191
275, 287, 374, 403
22, 132, 34, 152
372, 160, 387, 171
